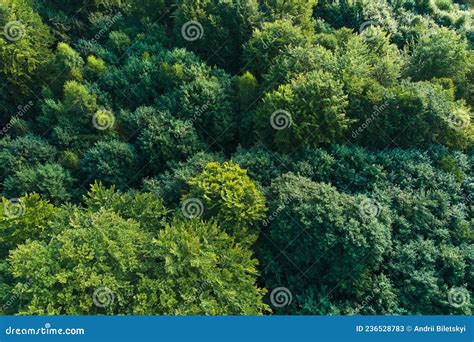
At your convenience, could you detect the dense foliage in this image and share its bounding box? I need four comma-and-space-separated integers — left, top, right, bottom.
0, 0, 473, 315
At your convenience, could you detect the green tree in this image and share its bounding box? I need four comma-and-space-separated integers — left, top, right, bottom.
85, 55, 107, 80
407, 27, 471, 84
0, 194, 59, 257
0, 0, 53, 121
243, 19, 313, 76
126, 107, 205, 173
235, 71, 260, 143
38, 80, 113, 151
174, 70, 236, 150
389, 238, 470, 314
3, 163, 75, 203
260, 173, 392, 314
231, 145, 289, 186
261, 0, 317, 31
143, 151, 224, 207
81, 139, 140, 189
8, 209, 150, 315
358, 81, 473, 150
174, 0, 261, 71
83, 182, 169, 233
50, 42, 84, 92
185, 161, 267, 245
236, 71, 259, 112
255, 70, 350, 151
6, 203, 269, 315
135, 218, 270, 315
262, 44, 335, 89
0, 135, 57, 180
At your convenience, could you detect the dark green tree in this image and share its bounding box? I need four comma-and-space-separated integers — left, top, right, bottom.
260, 173, 392, 314
3, 163, 75, 203
81, 139, 140, 189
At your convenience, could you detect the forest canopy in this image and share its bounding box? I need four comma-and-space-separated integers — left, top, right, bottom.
0, 0, 473, 315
